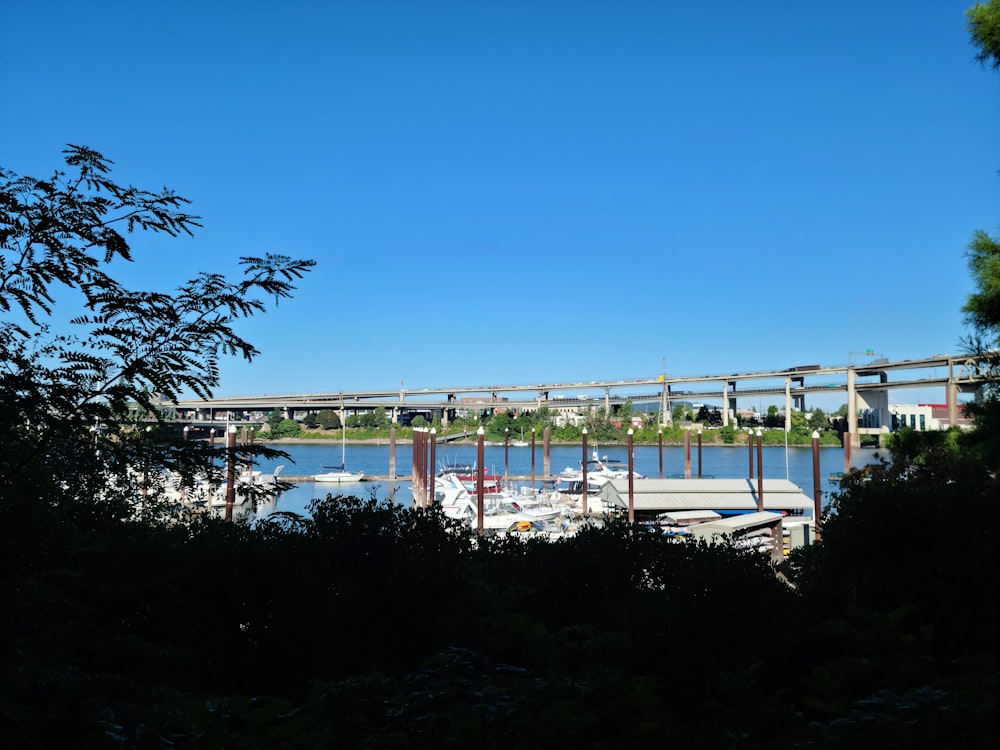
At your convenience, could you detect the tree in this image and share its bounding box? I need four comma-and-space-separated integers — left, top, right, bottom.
968, 0, 1000, 70
671, 403, 687, 423
696, 404, 723, 426
618, 398, 633, 423
0, 146, 314, 504
961, 3, 1000, 467
809, 406, 829, 431
314, 409, 341, 430
271, 418, 302, 439
763, 405, 783, 429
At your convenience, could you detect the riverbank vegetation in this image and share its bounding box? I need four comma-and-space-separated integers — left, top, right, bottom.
269, 401, 846, 447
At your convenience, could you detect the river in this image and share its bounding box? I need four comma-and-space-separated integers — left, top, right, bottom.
249, 441, 881, 519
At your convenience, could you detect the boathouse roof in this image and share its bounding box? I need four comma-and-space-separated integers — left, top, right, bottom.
599, 478, 814, 513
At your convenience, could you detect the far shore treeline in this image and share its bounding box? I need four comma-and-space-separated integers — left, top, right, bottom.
261, 402, 848, 447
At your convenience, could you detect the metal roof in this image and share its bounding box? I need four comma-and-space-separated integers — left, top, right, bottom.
659, 510, 722, 523
599, 478, 814, 512
690, 511, 784, 533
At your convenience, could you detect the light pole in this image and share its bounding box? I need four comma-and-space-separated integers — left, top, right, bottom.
812, 430, 822, 540
429, 428, 437, 508
476, 427, 485, 536
182, 426, 190, 503
504, 427, 509, 486
658, 428, 663, 478
142, 425, 152, 506
627, 428, 635, 524
697, 428, 703, 479
530, 427, 536, 494
755, 429, 764, 511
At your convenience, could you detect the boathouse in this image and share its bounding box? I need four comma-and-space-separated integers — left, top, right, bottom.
598, 478, 814, 521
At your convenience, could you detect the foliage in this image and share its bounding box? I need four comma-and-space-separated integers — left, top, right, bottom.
960, 230, 1000, 465
671, 402, 691, 422
790, 449, 996, 657
313, 408, 341, 430
0, 147, 313, 505
961, 7, 1000, 468
968, 0, 1000, 70
270, 418, 302, 439
4, 484, 992, 747
371, 405, 390, 429
696, 404, 723, 426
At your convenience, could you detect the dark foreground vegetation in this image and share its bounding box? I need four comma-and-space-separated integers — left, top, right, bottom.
1, 447, 996, 748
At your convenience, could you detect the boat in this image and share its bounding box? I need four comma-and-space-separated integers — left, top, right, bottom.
558, 450, 644, 484
313, 468, 364, 483
237, 464, 285, 489
510, 428, 530, 447
433, 473, 567, 532
452, 470, 506, 499
157, 463, 285, 507
313, 420, 363, 482
437, 461, 476, 476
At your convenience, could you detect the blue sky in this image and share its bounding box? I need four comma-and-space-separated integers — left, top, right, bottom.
2, 0, 997, 410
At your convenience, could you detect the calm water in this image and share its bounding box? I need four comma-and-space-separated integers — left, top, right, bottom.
253, 441, 880, 519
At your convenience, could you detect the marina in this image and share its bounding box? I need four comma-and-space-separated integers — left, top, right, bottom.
249, 442, 878, 521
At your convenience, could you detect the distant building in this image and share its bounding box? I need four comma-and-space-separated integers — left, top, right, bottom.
553, 412, 585, 427
888, 403, 972, 431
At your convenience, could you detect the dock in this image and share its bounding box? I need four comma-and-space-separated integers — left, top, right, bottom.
282, 474, 553, 483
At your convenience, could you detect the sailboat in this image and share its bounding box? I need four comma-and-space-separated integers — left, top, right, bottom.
313, 419, 364, 483
510, 428, 530, 448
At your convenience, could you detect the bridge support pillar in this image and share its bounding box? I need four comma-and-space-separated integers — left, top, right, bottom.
846, 369, 861, 449
948, 360, 959, 427
726, 380, 737, 425
792, 376, 805, 412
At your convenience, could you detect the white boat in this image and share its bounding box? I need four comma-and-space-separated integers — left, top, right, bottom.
314, 421, 363, 483
157, 463, 285, 507
433, 473, 567, 532
559, 449, 644, 483
237, 464, 285, 489
313, 468, 364, 483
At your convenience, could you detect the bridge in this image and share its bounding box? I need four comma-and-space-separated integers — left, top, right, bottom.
171, 353, 987, 448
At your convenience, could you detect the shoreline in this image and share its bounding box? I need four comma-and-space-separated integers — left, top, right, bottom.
261, 436, 847, 449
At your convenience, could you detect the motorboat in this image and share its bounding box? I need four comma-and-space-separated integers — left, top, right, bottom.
559, 450, 644, 483
433, 473, 567, 532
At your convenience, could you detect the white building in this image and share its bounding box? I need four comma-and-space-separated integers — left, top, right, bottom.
888, 403, 972, 431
